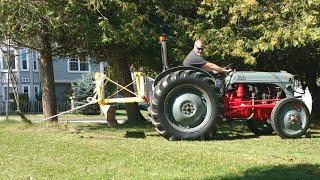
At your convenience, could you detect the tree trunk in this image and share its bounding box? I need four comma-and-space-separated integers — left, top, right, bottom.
307, 76, 320, 120
113, 58, 146, 124
39, 47, 57, 122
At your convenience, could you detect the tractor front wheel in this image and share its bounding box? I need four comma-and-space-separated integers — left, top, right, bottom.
271, 98, 310, 138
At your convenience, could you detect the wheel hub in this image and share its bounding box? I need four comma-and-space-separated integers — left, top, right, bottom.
172, 93, 206, 126
289, 115, 299, 124
284, 110, 301, 128
181, 102, 195, 115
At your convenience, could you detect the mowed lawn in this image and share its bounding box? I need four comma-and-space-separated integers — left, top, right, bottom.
1, 113, 320, 179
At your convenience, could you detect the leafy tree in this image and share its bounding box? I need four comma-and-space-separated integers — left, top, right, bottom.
83, 0, 157, 123
0, 1, 94, 121
82, 0, 202, 123
193, 0, 320, 118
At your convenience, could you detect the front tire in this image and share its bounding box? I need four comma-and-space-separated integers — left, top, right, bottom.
271, 98, 310, 138
151, 70, 223, 140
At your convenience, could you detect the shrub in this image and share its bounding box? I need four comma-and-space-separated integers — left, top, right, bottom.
71, 73, 100, 115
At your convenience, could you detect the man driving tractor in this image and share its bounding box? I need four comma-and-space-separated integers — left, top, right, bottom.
183, 39, 232, 74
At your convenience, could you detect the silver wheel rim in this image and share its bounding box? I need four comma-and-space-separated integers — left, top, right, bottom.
164, 84, 212, 132
279, 103, 307, 135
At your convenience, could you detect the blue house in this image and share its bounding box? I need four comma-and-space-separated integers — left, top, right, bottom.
0, 47, 155, 114
0, 48, 102, 104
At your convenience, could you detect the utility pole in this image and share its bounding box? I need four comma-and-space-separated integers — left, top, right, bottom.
3, 38, 15, 121
6, 65, 9, 121
3, 41, 11, 121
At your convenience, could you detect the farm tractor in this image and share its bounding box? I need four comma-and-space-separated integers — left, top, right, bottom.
43, 35, 309, 141
91, 64, 310, 140
149, 66, 311, 140
91, 36, 310, 141
60, 63, 309, 141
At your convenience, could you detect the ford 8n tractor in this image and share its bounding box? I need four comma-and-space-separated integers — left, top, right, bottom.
150, 66, 310, 140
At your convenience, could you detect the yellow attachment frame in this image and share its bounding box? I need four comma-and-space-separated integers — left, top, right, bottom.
94, 72, 148, 117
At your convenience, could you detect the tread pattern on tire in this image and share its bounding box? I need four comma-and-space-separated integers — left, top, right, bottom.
150, 70, 223, 140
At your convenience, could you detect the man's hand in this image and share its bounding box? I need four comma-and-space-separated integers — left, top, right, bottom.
222, 68, 232, 74
202, 62, 232, 74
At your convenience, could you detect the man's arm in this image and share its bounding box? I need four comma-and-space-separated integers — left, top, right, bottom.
202, 62, 231, 74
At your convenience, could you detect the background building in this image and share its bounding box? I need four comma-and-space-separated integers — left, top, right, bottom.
0, 47, 154, 113
0, 48, 102, 104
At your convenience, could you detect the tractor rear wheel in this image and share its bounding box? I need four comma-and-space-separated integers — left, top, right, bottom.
247, 119, 273, 135
271, 98, 310, 138
150, 70, 223, 140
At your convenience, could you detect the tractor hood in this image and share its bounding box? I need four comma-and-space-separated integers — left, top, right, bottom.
225, 71, 294, 85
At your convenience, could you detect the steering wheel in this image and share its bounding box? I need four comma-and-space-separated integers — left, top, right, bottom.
224, 63, 233, 69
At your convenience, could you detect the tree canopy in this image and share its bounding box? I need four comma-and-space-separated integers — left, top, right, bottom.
192, 0, 320, 117
0, 0, 319, 118
193, 0, 320, 64
0, 0, 95, 121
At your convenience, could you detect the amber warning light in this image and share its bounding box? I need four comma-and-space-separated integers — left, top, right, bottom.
159, 34, 167, 42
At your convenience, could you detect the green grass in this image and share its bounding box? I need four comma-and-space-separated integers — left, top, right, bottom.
1, 116, 320, 179
0, 110, 147, 122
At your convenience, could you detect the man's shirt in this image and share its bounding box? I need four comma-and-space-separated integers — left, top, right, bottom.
183, 50, 207, 68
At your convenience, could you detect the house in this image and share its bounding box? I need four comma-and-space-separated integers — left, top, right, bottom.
53, 57, 102, 102
0, 47, 102, 104
0, 47, 154, 114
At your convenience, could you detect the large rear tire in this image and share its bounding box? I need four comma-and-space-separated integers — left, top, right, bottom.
150, 70, 223, 140
271, 98, 310, 138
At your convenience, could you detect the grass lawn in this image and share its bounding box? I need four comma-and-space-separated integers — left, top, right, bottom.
1, 113, 320, 179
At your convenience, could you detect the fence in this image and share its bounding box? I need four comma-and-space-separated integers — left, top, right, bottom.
0, 101, 71, 114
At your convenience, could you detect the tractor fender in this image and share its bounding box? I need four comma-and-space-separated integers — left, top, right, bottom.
153, 66, 215, 87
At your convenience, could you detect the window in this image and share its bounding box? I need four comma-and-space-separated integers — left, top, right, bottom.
80, 61, 89, 71
1, 50, 16, 71
68, 58, 89, 72
34, 85, 39, 96
21, 78, 30, 83
32, 51, 38, 71
69, 58, 79, 71
34, 85, 40, 101
1, 77, 6, 83
20, 49, 29, 70
33, 77, 39, 83
22, 85, 30, 100
2, 74, 18, 83
2, 86, 14, 101
23, 86, 29, 94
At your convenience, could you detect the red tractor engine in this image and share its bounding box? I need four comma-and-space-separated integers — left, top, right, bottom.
224, 83, 284, 121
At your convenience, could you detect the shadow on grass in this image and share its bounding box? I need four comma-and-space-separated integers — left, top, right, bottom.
219, 164, 320, 180
310, 122, 320, 129
74, 121, 154, 133
211, 121, 261, 141
0, 120, 20, 124
304, 130, 320, 139
212, 133, 259, 141
68, 120, 320, 140
77, 124, 109, 131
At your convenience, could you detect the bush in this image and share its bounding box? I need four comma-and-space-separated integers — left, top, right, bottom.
72, 73, 101, 115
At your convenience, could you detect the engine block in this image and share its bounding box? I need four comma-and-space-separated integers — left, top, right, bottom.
224, 83, 284, 121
